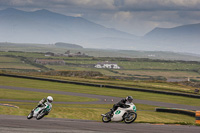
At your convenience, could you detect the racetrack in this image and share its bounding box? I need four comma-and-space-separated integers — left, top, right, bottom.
0, 115, 200, 133
1, 85, 200, 110
1, 85, 200, 133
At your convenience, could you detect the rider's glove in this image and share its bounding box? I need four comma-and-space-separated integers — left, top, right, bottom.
124, 105, 130, 108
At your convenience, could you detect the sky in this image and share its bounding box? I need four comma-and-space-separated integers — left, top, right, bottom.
0, 0, 200, 36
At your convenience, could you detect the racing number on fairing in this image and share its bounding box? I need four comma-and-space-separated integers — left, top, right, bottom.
115, 110, 121, 115
133, 106, 137, 112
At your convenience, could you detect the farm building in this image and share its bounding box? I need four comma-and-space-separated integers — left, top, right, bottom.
95, 61, 120, 69
35, 59, 65, 65
45, 52, 55, 57
44, 51, 88, 57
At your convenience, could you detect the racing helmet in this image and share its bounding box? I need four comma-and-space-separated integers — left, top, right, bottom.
47, 96, 53, 103
126, 96, 133, 103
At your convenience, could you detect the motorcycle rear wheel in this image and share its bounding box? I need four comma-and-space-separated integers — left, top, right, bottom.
124, 112, 137, 124
36, 110, 46, 120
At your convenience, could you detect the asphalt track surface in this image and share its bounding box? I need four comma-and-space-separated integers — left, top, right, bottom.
0, 115, 200, 133
1, 85, 200, 133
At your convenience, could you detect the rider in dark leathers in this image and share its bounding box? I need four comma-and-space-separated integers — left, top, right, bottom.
110, 96, 133, 116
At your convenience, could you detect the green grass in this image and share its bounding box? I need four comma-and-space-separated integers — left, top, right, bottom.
0, 56, 22, 62
45, 58, 200, 78
0, 56, 40, 70
117, 61, 200, 70
0, 63, 39, 69
0, 101, 195, 124
137, 111, 195, 124
1, 76, 200, 106
51, 57, 200, 71
1, 51, 200, 81
0, 76, 197, 125
117, 69, 199, 78
51, 75, 197, 93
5, 73, 196, 94
45, 65, 123, 76
0, 88, 97, 102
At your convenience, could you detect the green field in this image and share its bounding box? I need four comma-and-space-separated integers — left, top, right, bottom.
0, 88, 97, 102
1, 76, 200, 106
0, 76, 197, 124
1, 43, 200, 61
1, 45, 200, 125
1, 51, 200, 81
4, 73, 196, 94
0, 102, 195, 124
1, 51, 200, 82
117, 70, 199, 78
0, 56, 40, 70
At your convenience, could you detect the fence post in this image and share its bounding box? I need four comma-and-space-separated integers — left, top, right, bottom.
196, 111, 200, 124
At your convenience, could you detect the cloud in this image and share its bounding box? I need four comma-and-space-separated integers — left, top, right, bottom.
2, 0, 200, 12
0, 0, 115, 11
113, 0, 200, 11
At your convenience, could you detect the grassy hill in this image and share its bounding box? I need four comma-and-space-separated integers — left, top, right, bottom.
1, 51, 200, 92
1, 42, 200, 61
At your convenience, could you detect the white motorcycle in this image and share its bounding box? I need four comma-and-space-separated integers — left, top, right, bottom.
101, 103, 137, 124
27, 102, 52, 120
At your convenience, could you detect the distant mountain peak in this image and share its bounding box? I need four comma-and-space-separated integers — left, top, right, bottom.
0, 8, 136, 50
34, 9, 52, 13
1, 8, 23, 13
4, 8, 18, 11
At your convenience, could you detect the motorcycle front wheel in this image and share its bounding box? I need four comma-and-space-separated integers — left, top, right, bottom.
27, 112, 33, 119
124, 112, 137, 124
102, 116, 111, 123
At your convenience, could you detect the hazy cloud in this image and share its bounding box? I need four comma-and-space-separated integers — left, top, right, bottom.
1, 0, 200, 12
114, 0, 200, 11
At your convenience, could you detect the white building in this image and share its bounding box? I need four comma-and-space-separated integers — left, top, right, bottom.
95, 61, 120, 69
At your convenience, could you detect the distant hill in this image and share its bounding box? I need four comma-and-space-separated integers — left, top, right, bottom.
0, 8, 135, 47
142, 23, 200, 53
1, 42, 200, 61
145, 23, 200, 38
0, 8, 200, 54
55, 42, 83, 49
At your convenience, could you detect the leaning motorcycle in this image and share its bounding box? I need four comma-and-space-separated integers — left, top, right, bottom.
101, 103, 137, 124
27, 102, 52, 120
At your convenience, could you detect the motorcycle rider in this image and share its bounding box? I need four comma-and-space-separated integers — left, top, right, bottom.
109, 96, 133, 117
31, 96, 53, 113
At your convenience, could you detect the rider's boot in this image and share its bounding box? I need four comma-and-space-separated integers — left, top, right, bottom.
109, 109, 114, 118
31, 105, 39, 113
31, 108, 35, 114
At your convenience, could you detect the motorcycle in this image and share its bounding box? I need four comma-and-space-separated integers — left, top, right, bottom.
101, 103, 137, 124
27, 102, 52, 120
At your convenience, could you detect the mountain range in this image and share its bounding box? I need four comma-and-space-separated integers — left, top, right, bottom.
0, 8, 200, 54
143, 23, 200, 53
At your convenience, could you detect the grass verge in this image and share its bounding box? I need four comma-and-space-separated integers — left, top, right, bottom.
1, 76, 200, 106
0, 101, 196, 125
0, 88, 98, 102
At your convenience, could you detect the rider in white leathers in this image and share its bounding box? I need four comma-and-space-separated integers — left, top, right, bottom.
31, 96, 53, 114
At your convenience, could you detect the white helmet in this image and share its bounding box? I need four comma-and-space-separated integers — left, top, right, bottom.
47, 96, 53, 103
